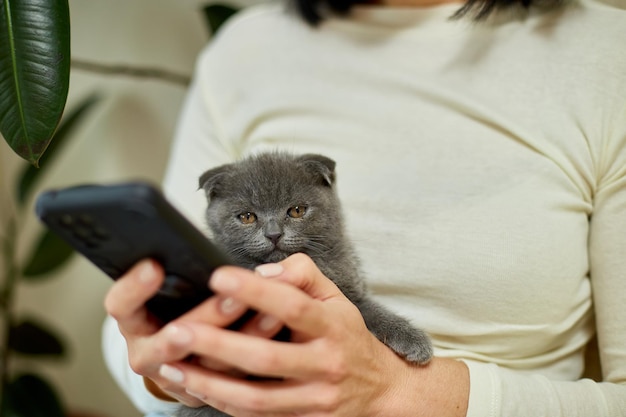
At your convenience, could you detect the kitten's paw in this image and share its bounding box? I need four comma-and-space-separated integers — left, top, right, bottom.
390, 331, 433, 365
356, 298, 433, 365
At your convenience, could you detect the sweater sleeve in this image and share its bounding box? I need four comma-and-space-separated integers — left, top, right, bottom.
101, 316, 180, 416
464, 360, 626, 417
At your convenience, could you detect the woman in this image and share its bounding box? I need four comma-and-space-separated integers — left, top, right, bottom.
103, 0, 626, 415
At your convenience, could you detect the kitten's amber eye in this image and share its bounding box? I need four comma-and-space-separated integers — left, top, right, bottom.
238, 212, 257, 224
287, 206, 307, 218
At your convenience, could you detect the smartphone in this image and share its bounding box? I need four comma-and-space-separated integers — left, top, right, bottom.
35, 181, 233, 324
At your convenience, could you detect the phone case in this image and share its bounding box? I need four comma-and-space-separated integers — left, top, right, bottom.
35, 181, 232, 323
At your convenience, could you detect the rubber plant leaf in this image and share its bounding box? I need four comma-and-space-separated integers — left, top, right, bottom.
16, 93, 100, 205
21, 228, 74, 278
202, 3, 239, 36
8, 318, 66, 357
4, 374, 66, 417
0, 0, 71, 167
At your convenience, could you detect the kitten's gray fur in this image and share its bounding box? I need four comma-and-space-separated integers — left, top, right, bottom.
177, 152, 432, 417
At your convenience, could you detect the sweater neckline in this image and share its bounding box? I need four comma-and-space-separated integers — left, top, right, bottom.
348, 3, 466, 26
322, 4, 475, 38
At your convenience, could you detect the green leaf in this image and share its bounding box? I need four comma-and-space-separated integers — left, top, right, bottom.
16, 94, 101, 205
0, 0, 71, 166
21, 229, 74, 278
202, 3, 239, 36
8, 318, 66, 357
4, 374, 66, 417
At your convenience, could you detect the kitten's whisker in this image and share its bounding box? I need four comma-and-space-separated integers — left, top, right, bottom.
227, 246, 250, 259
303, 240, 332, 255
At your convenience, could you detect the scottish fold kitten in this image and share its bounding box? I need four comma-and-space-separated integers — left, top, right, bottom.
177, 152, 432, 417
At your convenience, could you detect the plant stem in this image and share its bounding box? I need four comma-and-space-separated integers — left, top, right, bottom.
71, 58, 191, 86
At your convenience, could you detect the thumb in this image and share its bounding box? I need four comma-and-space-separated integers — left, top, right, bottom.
256, 253, 344, 301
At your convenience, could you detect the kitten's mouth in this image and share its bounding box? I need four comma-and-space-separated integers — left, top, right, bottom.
263, 247, 290, 263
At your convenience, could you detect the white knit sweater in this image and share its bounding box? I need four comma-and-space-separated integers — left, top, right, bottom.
103, 1, 626, 415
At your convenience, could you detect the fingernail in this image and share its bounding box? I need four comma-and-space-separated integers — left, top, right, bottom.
255, 263, 284, 277
220, 297, 243, 315
185, 388, 207, 400
166, 324, 193, 346
138, 260, 156, 284
210, 270, 240, 292
258, 315, 280, 332
159, 364, 184, 383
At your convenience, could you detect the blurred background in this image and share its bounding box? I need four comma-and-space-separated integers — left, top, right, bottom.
1, 0, 622, 416
0, 0, 260, 415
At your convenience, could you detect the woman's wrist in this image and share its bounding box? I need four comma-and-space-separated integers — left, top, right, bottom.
143, 376, 179, 402
382, 355, 469, 417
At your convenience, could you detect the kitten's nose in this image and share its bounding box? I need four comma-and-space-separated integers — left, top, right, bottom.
264, 221, 283, 245
265, 231, 282, 245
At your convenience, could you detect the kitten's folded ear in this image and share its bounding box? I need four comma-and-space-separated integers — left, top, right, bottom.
297, 154, 336, 186
198, 165, 231, 198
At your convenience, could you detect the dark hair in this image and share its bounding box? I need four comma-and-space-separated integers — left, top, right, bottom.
291, 0, 562, 25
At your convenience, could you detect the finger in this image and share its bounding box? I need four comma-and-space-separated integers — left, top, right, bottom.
275, 253, 345, 300
181, 323, 328, 380
237, 313, 284, 338
226, 265, 290, 339
104, 259, 164, 335
209, 266, 331, 338
195, 356, 247, 377
176, 294, 249, 327
169, 363, 338, 415
128, 323, 195, 375
177, 294, 283, 340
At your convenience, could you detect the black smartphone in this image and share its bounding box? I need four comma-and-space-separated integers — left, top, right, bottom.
35, 181, 232, 324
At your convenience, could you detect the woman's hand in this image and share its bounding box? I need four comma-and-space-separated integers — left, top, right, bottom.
103, 259, 281, 405
162, 253, 470, 417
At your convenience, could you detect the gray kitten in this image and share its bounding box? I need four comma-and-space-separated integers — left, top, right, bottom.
177, 152, 432, 417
